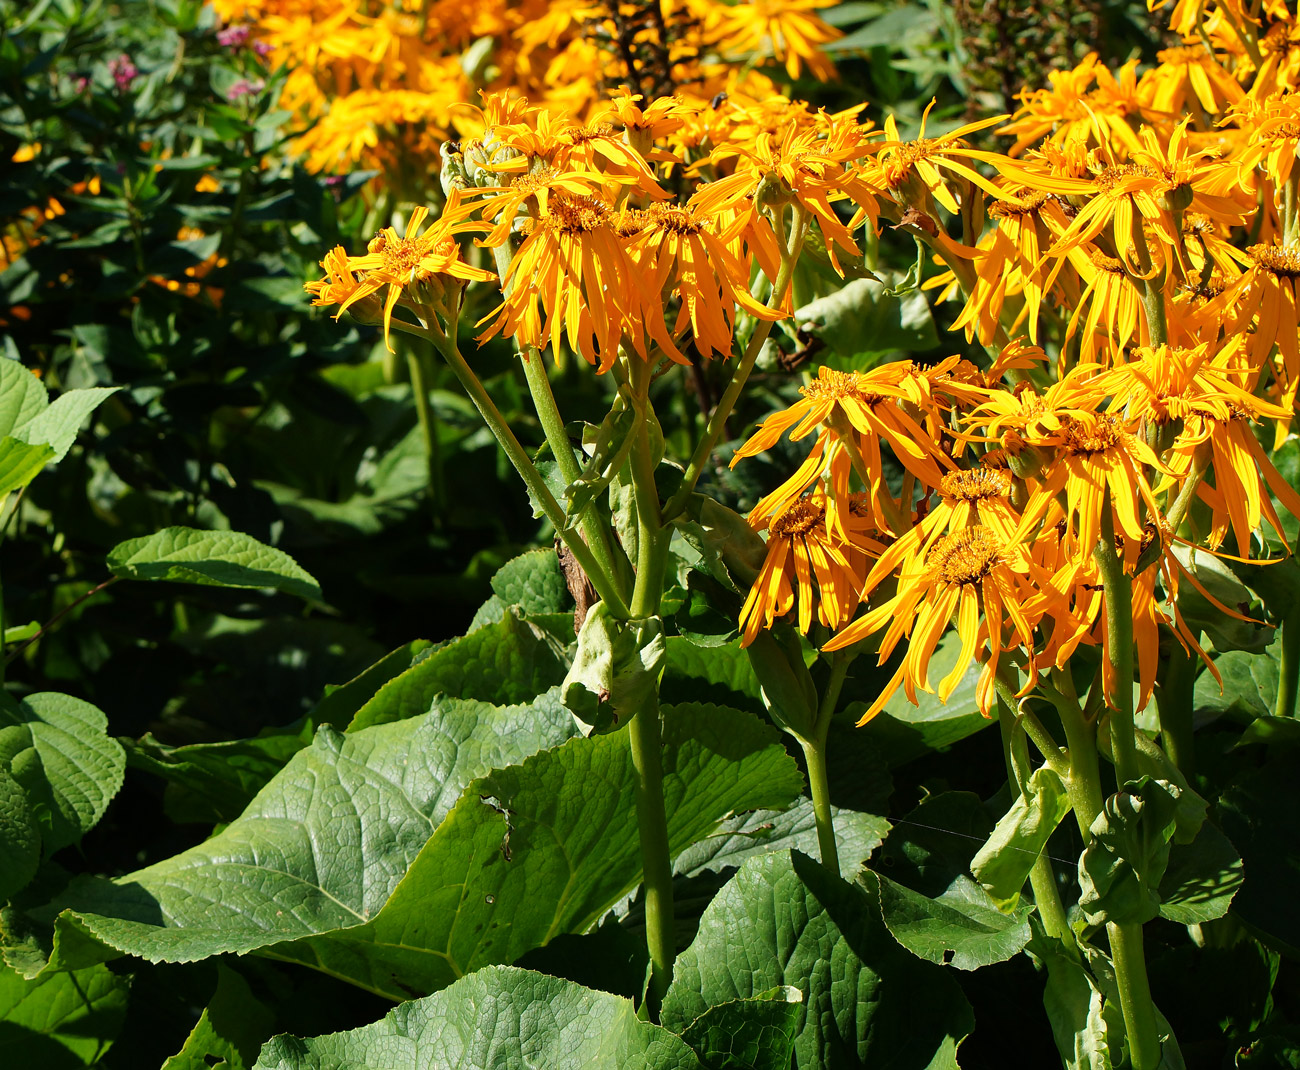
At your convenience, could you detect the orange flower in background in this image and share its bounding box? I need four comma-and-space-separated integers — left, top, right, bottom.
696, 117, 880, 295
1146, 42, 1246, 117
708, 0, 843, 82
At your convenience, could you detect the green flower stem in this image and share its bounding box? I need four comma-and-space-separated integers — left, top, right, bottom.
997, 689, 1071, 942
1122, 212, 1169, 348
1094, 528, 1141, 788
661, 203, 809, 524
516, 343, 634, 595
402, 318, 631, 619
1157, 640, 1197, 773
1276, 606, 1300, 719
625, 354, 677, 1018
1139, 280, 1168, 349
796, 649, 851, 874
993, 671, 1070, 780
1094, 509, 1162, 1070
489, 243, 633, 599
1043, 678, 1106, 834
1031, 853, 1071, 941
1110, 921, 1162, 1070
802, 737, 839, 874
404, 345, 444, 516
628, 689, 674, 1019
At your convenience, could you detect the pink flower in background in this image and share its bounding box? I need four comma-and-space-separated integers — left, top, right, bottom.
225, 77, 265, 102
217, 24, 250, 48
108, 54, 138, 91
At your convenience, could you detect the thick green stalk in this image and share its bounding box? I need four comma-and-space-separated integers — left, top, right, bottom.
796, 649, 851, 874
1031, 853, 1071, 942
1110, 922, 1163, 1070
1046, 684, 1106, 834
1139, 280, 1168, 348
490, 243, 632, 598
661, 203, 809, 523
1095, 533, 1140, 787
802, 738, 839, 875
1276, 606, 1300, 718
997, 691, 1071, 941
1094, 512, 1161, 1070
517, 345, 633, 594
406, 319, 630, 618
625, 355, 677, 1017
628, 689, 674, 1018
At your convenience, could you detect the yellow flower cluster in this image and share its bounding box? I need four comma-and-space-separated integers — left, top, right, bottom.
214, 0, 842, 182
308, 0, 1300, 732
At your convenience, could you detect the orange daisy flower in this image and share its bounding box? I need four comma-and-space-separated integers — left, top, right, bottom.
310, 190, 494, 351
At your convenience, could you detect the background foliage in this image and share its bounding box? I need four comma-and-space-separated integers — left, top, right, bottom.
2, 0, 1298, 1068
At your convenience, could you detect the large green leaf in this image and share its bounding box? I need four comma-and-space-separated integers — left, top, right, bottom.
1194, 641, 1279, 722
677, 987, 804, 1070
264, 703, 802, 998
672, 798, 890, 881
871, 872, 1032, 970
0, 437, 54, 498
42, 696, 578, 969
43, 704, 799, 1000
0, 761, 40, 902
1156, 821, 1244, 925
661, 636, 764, 714
971, 766, 1073, 909
0, 960, 127, 1067
0, 693, 125, 855
161, 964, 274, 1070
0, 359, 48, 438
253, 966, 702, 1069
14, 387, 118, 463
661, 851, 974, 1069
348, 612, 566, 730
489, 547, 570, 614
107, 527, 322, 602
